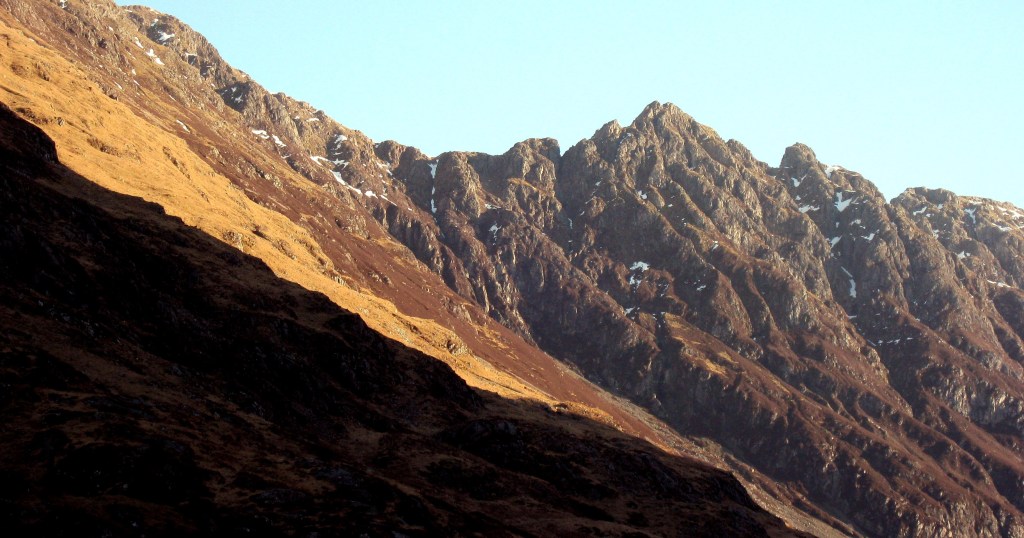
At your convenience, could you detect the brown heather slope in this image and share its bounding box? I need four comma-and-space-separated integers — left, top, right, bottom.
0, 102, 808, 536
0, 0, 685, 448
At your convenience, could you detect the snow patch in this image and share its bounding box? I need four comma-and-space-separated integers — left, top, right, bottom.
823, 164, 841, 178
957, 251, 969, 259
830, 236, 842, 248
630, 261, 650, 272
912, 206, 928, 216
637, 190, 648, 200
272, 135, 286, 148
155, 31, 175, 44
791, 175, 805, 188
364, 190, 377, 198
175, 120, 190, 133
488, 224, 500, 233
330, 134, 348, 150
144, 47, 163, 65
799, 205, 820, 213
840, 267, 857, 298
861, 232, 876, 241
133, 36, 144, 50
310, 155, 332, 166
331, 171, 363, 195
429, 162, 438, 179
251, 129, 270, 140
835, 192, 854, 212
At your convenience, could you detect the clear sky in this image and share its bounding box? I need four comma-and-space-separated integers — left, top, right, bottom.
126, 1, 1024, 207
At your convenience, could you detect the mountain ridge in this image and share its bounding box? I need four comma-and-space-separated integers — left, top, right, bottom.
3, 1, 1024, 536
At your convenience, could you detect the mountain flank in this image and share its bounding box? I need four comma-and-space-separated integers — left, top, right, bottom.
2, 1, 1024, 536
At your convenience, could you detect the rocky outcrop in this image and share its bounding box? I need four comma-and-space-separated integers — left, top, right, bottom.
0, 99, 804, 537
359, 101, 1024, 536
4, 2, 1024, 536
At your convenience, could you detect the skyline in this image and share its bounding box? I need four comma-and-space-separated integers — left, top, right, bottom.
124, 1, 1024, 207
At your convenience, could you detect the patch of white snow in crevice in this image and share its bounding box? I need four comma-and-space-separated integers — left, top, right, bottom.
329, 134, 348, 151
964, 207, 977, 223
330, 171, 363, 196
839, 266, 857, 298
310, 155, 332, 166
823, 164, 841, 178
251, 129, 270, 140
132, 36, 144, 50
155, 31, 175, 44
835, 192, 854, 212
957, 251, 969, 260
272, 135, 286, 148
630, 261, 650, 272
791, 174, 806, 188
861, 232, 876, 241
637, 190, 648, 200
175, 120, 190, 133
799, 205, 820, 214
144, 48, 164, 65
912, 206, 928, 216
830, 236, 842, 248
429, 162, 438, 179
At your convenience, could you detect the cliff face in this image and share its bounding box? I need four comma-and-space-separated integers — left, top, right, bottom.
2, 1, 1023, 536
0, 102, 804, 537
391, 103, 1024, 536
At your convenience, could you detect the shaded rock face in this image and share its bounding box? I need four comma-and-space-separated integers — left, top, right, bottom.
3, 1, 1024, 536
368, 103, 1024, 536
0, 104, 802, 537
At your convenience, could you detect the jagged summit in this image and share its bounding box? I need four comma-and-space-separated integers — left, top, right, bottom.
2, 2, 1024, 536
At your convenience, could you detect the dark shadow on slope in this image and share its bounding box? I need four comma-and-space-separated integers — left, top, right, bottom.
0, 103, 807, 537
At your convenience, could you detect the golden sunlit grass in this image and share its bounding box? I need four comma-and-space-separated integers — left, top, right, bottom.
0, 17, 571, 411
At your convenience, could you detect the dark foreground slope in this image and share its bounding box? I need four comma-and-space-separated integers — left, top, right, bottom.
0, 105, 804, 536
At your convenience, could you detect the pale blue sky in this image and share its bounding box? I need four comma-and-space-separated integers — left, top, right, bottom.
128, 1, 1023, 207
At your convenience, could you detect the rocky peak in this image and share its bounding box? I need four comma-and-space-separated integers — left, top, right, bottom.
7, 3, 1024, 535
